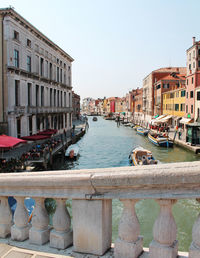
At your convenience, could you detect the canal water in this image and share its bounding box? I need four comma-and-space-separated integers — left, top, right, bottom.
53, 116, 200, 252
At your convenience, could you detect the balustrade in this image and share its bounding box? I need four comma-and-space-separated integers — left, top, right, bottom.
0, 162, 199, 257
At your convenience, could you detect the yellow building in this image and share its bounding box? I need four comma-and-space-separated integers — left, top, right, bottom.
162, 88, 186, 117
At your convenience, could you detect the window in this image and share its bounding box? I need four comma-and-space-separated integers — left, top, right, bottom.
14, 49, 19, 68
50, 89, 52, 106
175, 104, 179, 111
13, 30, 19, 40
198, 49, 200, 56
57, 67, 59, 82
198, 60, 200, 68
64, 92, 66, 107
197, 91, 200, 100
40, 58, 44, 76
187, 79, 188, 85
49, 63, 52, 80
181, 104, 185, 111
190, 91, 194, 98
189, 64, 191, 70
27, 39, 31, 47
60, 69, 62, 83
187, 92, 188, 98
41, 86, 44, 106
29, 116, 32, 135
186, 105, 188, 113
36, 85, 39, 106
191, 105, 193, 114
61, 91, 63, 107
54, 89, 56, 107
27, 56, 31, 72
15, 80, 20, 106
28, 83, 32, 106
170, 93, 174, 98
17, 118, 21, 138
181, 90, 186, 97
68, 66, 71, 71
57, 90, 60, 107
192, 77, 194, 84
57, 58, 59, 64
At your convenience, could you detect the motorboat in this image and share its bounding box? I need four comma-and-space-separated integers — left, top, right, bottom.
65, 144, 79, 159
129, 146, 157, 166
136, 127, 149, 136
133, 125, 140, 131
93, 117, 98, 121
124, 123, 132, 127
148, 132, 173, 147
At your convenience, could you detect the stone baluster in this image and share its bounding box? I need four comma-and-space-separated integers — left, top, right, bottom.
50, 198, 72, 249
149, 199, 178, 258
0, 197, 12, 238
29, 197, 50, 245
114, 199, 143, 258
11, 197, 29, 241
189, 198, 200, 257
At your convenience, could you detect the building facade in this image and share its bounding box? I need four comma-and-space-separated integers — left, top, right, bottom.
72, 92, 80, 120
185, 37, 200, 120
154, 72, 186, 116
143, 67, 186, 124
0, 8, 74, 137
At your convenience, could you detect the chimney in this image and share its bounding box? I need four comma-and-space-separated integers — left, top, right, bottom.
193, 36, 196, 45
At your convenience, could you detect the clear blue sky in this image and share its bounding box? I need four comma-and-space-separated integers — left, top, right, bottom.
1, 0, 199, 100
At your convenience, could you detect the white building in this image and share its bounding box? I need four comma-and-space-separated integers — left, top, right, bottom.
0, 8, 74, 137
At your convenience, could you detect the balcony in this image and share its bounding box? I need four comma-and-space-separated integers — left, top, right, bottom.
0, 162, 199, 257
27, 106, 73, 115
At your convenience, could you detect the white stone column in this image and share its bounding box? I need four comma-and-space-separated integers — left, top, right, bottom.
0, 197, 12, 238
29, 197, 50, 245
72, 199, 112, 256
114, 199, 143, 258
50, 199, 72, 249
149, 199, 178, 258
11, 197, 29, 241
189, 198, 200, 257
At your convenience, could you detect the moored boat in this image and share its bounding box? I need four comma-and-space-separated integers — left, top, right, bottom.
148, 132, 173, 147
133, 125, 140, 131
65, 144, 79, 159
93, 117, 98, 121
136, 127, 149, 136
129, 146, 157, 166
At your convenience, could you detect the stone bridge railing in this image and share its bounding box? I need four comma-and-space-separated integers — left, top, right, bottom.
0, 161, 200, 257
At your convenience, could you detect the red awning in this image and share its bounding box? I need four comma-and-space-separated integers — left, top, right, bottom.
38, 129, 57, 136
21, 134, 50, 141
0, 135, 27, 148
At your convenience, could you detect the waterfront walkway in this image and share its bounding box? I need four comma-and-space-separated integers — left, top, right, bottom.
1, 120, 87, 169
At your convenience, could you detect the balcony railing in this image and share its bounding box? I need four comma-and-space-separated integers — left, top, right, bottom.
0, 162, 200, 257
27, 106, 73, 114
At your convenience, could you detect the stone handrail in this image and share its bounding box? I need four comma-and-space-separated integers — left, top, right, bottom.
0, 161, 200, 257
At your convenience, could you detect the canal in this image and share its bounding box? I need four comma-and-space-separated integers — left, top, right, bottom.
53, 116, 200, 252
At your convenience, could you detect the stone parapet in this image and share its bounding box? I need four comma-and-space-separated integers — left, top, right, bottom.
0, 161, 199, 256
